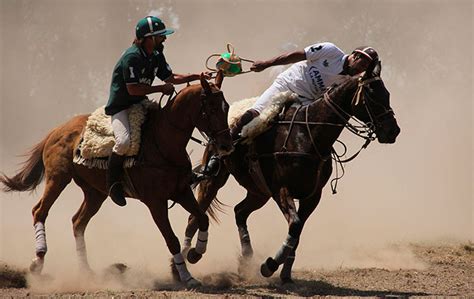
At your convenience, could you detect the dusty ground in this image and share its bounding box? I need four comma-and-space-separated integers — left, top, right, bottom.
1, 243, 472, 298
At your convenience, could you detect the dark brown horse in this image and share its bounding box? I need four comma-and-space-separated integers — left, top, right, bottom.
0, 74, 232, 288
184, 62, 400, 283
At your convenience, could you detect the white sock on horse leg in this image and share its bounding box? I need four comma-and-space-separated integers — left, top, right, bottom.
183, 236, 192, 249
34, 222, 47, 255
195, 230, 208, 255
274, 234, 298, 264
238, 227, 253, 256
173, 253, 192, 282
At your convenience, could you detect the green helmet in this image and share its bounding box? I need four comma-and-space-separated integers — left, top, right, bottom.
135, 16, 174, 39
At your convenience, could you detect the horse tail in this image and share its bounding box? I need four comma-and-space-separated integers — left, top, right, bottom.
207, 195, 226, 224
0, 132, 51, 192
191, 163, 227, 224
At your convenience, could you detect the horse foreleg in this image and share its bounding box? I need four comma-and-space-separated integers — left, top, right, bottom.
72, 187, 107, 273
272, 188, 322, 283
184, 169, 230, 252
146, 198, 201, 288
30, 176, 71, 274
279, 239, 299, 284
174, 187, 209, 265
260, 186, 297, 278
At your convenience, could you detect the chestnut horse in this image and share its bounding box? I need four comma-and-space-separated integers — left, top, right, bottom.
185, 63, 400, 283
0, 74, 232, 287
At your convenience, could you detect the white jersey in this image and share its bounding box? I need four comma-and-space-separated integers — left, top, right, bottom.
275, 42, 348, 99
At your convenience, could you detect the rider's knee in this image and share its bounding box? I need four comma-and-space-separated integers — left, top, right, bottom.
113, 135, 131, 155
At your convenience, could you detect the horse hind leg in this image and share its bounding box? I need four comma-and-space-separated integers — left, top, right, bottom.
234, 191, 269, 277
260, 186, 298, 278
30, 175, 71, 274
72, 186, 107, 273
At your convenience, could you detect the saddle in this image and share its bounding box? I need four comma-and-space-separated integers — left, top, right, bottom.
229, 92, 325, 197
73, 99, 153, 169
229, 91, 298, 143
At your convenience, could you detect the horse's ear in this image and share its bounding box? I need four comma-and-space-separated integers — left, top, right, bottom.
200, 72, 212, 94
373, 60, 382, 77
215, 70, 224, 89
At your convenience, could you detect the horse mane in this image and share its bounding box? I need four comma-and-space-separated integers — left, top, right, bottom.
327, 75, 359, 99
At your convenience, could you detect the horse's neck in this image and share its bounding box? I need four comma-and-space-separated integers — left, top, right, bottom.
306, 78, 358, 150
142, 87, 200, 165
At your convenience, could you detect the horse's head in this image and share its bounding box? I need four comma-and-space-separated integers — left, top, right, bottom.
196, 71, 233, 155
351, 61, 401, 144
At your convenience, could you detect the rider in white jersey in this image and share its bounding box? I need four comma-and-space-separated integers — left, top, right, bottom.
195, 43, 379, 180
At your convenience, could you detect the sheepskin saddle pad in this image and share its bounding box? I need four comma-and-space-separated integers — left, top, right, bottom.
228, 91, 298, 144
73, 100, 152, 169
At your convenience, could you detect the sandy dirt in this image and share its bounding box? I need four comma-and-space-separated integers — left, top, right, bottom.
1, 243, 472, 298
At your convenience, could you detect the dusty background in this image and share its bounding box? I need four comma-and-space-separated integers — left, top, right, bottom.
0, 0, 472, 296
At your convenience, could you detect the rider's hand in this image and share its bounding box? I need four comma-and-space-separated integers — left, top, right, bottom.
250, 61, 268, 72
161, 83, 175, 95
202, 72, 212, 80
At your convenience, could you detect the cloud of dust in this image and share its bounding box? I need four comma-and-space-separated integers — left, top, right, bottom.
1, 0, 472, 291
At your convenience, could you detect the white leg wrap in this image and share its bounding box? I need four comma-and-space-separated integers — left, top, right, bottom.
183, 236, 192, 249
238, 227, 251, 244
195, 230, 208, 255
34, 222, 47, 254
274, 234, 298, 264
173, 253, 192, 282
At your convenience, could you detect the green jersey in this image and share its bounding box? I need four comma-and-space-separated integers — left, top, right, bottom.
105, 44, 172, 115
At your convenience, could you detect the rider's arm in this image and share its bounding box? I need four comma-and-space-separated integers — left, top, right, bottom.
124, 53, 174, 96
251, 50, 306, 72
165, 73, 200, 84
126, 83, 173, 96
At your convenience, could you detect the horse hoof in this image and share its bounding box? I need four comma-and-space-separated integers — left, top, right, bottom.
29, 257, 44, 275
187, 248, 203, 264
169, 258, 180, 282
281, 277, 295, 285
237, 256, 254, 277
186, 277, 202, 289
260, 257, 278, 278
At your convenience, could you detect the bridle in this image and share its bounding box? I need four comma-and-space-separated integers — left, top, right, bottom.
196, 88, 231, 150
320, 75, 394, 192
353, 77, 395, 133
323, 76, 393, 142
277, 75, 394, 194
159, 89, 230, 149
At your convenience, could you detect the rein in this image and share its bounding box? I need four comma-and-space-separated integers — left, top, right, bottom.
273, 76, 386, 194
159, 89, 225, 148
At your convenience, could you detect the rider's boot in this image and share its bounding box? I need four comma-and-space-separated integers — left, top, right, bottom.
191, 109, 259, 184
106, 152, 127, 207
230, 108, 260, 141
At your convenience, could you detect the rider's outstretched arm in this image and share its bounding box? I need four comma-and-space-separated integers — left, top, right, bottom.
250, 50, 306, 72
